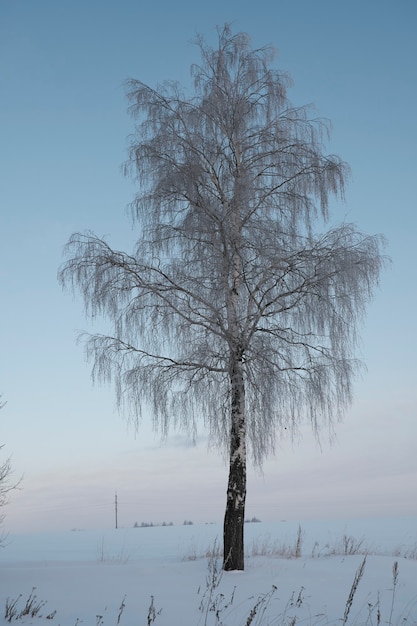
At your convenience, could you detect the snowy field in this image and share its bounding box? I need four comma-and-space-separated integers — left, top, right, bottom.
1, 518, 417, 625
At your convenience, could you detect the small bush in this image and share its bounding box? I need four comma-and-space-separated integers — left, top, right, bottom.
312, 533, 370, 558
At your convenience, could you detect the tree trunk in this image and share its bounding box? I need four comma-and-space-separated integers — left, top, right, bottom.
223, 352, 246, 571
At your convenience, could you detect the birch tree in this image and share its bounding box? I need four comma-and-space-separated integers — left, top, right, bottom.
59, 25, 385, 570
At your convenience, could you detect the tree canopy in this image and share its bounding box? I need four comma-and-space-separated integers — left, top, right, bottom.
59, 25, 385, 569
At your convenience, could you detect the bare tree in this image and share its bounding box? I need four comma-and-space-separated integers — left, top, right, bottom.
59, 25, 385, 570
0, 450, 13, 523
1, 396, 19, 544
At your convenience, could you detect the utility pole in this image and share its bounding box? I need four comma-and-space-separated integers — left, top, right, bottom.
115, 491, 118, 529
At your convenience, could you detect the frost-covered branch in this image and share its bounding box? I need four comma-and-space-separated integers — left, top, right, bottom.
59, 24, 386, 570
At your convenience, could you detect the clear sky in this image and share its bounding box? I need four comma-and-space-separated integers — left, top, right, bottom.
1, 0, 416, 533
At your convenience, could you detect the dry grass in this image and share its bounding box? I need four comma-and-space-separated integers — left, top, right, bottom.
4, 588, 55, 623
5, 531, 417, 626
184, 525, 305, 561
4, 559, 415, 626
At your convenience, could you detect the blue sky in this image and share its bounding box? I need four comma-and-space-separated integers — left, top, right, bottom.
1, 0, 416, 533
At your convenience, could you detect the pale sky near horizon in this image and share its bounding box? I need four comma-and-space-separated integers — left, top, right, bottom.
1, 0, 416, 534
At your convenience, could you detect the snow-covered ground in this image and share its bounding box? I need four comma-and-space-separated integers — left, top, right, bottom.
1, 518, 417, 625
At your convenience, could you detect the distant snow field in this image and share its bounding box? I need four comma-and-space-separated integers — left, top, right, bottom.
1, 518, 417, 625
